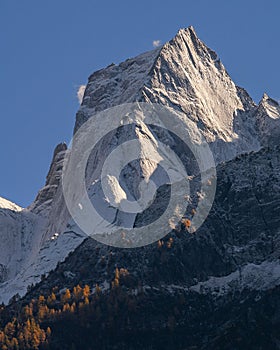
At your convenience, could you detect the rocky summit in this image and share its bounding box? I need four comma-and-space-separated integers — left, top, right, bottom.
0, 26, 280, 349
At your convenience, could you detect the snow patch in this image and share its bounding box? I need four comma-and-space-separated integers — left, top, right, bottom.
0, 197, 22, 212
190, 260, 280, 295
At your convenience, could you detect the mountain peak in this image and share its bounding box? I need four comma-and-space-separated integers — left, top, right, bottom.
262, 92, 269, 101
258, 92, 280, 121
168, 25, 208, 61
177, 25, 198, 37
260, 92, 279, 107
76, 25, 213, 132
1, 26, 280, 306
169, 25, 218, 63
76, 26, 260, 162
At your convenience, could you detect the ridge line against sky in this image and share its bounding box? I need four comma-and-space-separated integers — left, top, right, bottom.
1, 0, 279, 207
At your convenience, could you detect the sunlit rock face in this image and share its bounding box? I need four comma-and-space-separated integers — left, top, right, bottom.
0, 26, 279, 304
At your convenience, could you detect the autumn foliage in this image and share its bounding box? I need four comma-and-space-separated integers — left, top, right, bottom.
0, 267, 134, 350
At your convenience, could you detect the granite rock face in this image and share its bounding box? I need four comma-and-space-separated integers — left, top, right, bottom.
255, 93, 280, 146
0, 26, 280, 305
30, 144, 280, 292
30, 142, 67, 216
19, 145, 280, 349
76, 27, 275, 163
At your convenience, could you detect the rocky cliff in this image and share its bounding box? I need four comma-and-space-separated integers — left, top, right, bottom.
0, 26, 279, 307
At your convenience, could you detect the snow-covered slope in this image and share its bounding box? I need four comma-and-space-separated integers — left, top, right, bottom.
0, 146, 85, 303
0, 199, 44, 290
0, 26, 279, 303
0, 198, 23, 283
0, 197, 22, 212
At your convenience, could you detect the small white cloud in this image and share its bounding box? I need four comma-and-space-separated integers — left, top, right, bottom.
153, 40, 161, 48
77, 85, 86, 104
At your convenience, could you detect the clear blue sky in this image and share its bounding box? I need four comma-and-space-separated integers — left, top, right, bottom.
1, 0, 279, 207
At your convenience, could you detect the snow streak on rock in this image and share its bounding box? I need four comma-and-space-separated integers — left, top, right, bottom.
0, 26, 279, 303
